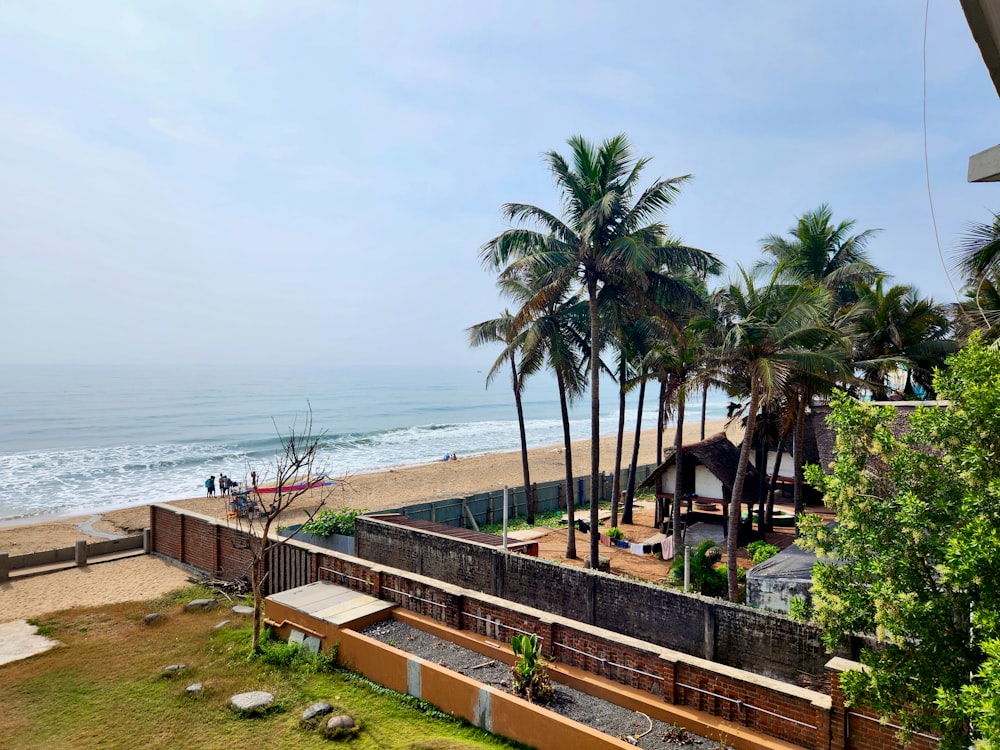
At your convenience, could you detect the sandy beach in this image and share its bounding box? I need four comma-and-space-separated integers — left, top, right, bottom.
0, 419, 733, 623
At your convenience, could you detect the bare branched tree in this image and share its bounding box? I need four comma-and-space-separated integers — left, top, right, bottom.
229, 406, 334, 650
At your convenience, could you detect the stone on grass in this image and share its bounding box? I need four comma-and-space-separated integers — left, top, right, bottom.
143, 613, 164, 625
324, 714, 359, 740
185, 683, 203, 696
213, 620, 232, 631
162, 664, 188, 677
230, 690, 274, 714
232, 605, 254, 616
185, 598, 217, 611
301, 701, 334, 726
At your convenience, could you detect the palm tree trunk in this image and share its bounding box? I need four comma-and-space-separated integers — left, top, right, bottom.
764, 436, 786, 532
621, 374, 646, 525
611, 369, 626, 529
588, 277, 601, 569
556, 368, 576, 559
657, 379, 666, 463
700, 382, 708, 440
671, 385, 686, 556
728, 385, 760, 602
511, 356, 531, 523
793, 392, 807, 522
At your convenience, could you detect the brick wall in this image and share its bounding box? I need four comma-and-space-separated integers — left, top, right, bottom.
151, 504, 938, 750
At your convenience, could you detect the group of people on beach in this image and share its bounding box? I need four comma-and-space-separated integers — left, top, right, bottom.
443, 452, 458, 461
204, 474, 237, 497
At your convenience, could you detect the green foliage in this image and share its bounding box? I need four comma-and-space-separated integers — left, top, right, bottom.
606, 526, 625, 542
787, 596, 813, 623
300, 506, 363, 537
510, 633, 554, 704
253, 633, 337, 673
798, 335, 1000, 750
670, 539, 729, 597
746, 540, 780, 565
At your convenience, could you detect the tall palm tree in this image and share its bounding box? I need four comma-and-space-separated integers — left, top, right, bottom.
716, 265, 841, 601
467, 310, 535, 522
481, 134, 712, 569
503, 272, 589, 556
757, 205, 881, 513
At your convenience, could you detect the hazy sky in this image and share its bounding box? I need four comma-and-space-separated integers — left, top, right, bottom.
2, 1, 998, 367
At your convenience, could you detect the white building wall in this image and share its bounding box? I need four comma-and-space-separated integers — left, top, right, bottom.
694, 466, 724, 499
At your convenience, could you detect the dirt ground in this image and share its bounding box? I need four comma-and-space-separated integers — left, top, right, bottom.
515, 498, 835, 584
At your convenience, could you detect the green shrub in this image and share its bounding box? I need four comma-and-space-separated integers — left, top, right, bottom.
511, 633, 554, 704
788, 596, 813, 623
747, 540, 780, 565
670, 539, 729, 597
301, 506, 364, 537
606, 526, 625, 542
254, 632, 336, 673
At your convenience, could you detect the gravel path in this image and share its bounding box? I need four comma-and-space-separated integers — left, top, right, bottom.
361, 619, 729, 750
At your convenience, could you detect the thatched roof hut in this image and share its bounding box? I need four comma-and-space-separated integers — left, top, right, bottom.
638, 432, 761, 506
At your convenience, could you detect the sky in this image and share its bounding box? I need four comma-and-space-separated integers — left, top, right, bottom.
1, 0, 998, 368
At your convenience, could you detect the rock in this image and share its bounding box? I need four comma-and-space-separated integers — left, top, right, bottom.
185, 682, 203, 696
232, 605, 254, 616
143, 613, 164, 625
162, 664, 188, 676
185, 598, 217, 611
301, 701, 334, 726
230, 690, 274, 713
324, 714, 359, 739
213, 620, 232, 631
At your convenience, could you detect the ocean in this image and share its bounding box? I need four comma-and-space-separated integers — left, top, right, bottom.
0, 364, 730, 524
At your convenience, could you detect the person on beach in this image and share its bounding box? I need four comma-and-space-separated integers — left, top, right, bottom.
206, 475, 216, 497
220, 474, 229, 496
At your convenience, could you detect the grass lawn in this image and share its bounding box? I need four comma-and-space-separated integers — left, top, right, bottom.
0, 585, 525, 750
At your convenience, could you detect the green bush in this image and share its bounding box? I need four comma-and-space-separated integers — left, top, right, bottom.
788, 596, 813, 623
301, 506, 364, 537
747, 540, 780, 565
606, 526, 625, 542
511, 633, 554, 704
254, 631, 337, 673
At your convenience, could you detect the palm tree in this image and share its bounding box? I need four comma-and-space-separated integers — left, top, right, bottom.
757, 205, 881, 514
716, 265, 841, 601
467, 310, 535, 522
481, 134, 712, 569
757, 203, 881, 310
502, 272, 589, 556
953, 212, 1000, 342
851, 278, 954, 399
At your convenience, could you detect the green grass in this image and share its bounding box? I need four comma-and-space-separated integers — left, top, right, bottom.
0, 586, 525, 750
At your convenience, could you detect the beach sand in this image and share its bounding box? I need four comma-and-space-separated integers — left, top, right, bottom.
0, 419, 736, 623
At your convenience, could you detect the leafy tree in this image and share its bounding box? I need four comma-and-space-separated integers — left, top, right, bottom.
798, 336, 1000, 749
481, 133, 715, 568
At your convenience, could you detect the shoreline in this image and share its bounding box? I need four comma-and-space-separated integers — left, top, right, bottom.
0, 419, 734, 556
